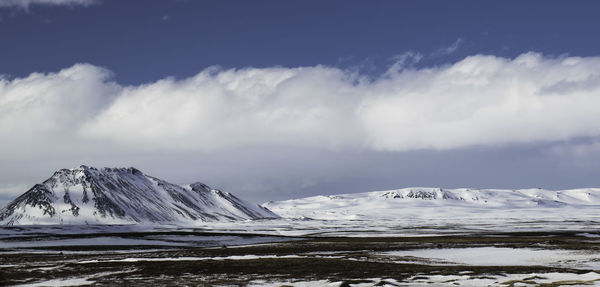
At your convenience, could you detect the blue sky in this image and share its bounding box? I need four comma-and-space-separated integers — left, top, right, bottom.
3, 0, 600, 83
2, 0, 600, 204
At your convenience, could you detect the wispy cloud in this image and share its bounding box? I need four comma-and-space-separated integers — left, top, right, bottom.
0, 0, 96, 9
431, 38, 464, 57
386, 52, 423, 76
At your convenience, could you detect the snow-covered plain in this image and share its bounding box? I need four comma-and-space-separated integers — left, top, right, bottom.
14, 270, 133, 287
380, 247, 600, 269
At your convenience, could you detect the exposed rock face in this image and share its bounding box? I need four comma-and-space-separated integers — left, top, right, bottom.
0, 166, 278, 225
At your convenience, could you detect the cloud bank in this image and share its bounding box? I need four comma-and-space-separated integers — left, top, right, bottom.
0, 0, 95, 9
2, 52, 600, 161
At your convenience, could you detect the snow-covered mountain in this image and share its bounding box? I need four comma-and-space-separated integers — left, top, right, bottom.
0, 166, 277, 225
263, 187, 600, 221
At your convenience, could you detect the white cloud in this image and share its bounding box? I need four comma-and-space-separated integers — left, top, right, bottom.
0, 0, 95, 9
2, 52, 600, 161
361, 53, 600, 150
81, 66, 365, 151
0, 64, 119, 157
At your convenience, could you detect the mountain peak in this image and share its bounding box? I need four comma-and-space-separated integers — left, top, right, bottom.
1, 166, 278, 226
189, 182, 213, 192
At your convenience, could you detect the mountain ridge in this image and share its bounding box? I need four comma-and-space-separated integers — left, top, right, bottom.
0, 165, 277, 225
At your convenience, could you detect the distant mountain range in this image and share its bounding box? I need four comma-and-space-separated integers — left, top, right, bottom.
0, 166, 277, 225
3, 167, 600, 226
263, 187, 600, 221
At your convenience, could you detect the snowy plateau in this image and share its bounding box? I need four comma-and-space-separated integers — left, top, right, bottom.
263, 187, 600, 224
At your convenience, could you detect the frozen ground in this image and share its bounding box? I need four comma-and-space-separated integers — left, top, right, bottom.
1, 224, 599, 286
2, 187, 600, 285
247, 272, 600, 287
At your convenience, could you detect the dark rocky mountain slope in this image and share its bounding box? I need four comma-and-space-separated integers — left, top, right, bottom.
0, 166, 277, 225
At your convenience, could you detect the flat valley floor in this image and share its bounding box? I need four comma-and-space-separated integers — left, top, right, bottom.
1, 223, 600, 286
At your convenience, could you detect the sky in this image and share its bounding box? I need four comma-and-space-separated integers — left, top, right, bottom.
2, 0, 600, 205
